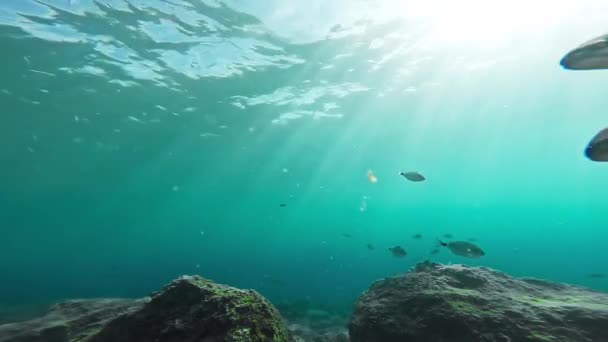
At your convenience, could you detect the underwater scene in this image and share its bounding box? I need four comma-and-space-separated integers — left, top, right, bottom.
1, 0, 608, 341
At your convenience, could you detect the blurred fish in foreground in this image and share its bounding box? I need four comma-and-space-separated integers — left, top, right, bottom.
585, 128, 608, 161
561, 34, 608, 70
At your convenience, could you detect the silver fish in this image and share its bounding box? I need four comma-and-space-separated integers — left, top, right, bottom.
585, 127, 608, 161
561, 34, 608, 70
400, 171, 425, 182
439, 240, 485, 258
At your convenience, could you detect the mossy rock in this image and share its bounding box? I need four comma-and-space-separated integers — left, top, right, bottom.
528, 331, 559, 341
90, 275, 290, 342
0, 299, 144, 342
349, 261, 608, 342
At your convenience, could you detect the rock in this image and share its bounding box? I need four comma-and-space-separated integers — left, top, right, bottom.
288, 323, 317, 341
0, 298, 144, 342
313, 331, 349, 342
90, 275, 290, 342
349, 261, 608, 342
277, 299, 351, 342
276, 299, 350, 333
288, 322, 349, 342
0, 275, 290, 342
330, 332, 349, 342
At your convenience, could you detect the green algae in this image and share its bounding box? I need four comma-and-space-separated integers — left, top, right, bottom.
184, 278, 289, 342
516, 295, 608, 311
87, 276, 290, 342
528, 331, 558, 341
448, 300, 481, 314
424, 287, 480, 297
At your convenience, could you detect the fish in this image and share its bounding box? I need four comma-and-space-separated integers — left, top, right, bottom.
342, 233, 352, 238
412, 234, 423, 239
367, 170, 378, 183
279, 203, 287, 207
438, 240, 485, 258
367, 243, 375, 250
585, 128, 608, 162
468, 238, 478, 242
388, 246, 407, 258
589, 273, 606, 279
443, 234, 454, 239
560, 33, 608, 70
400, 171, 425, 182
430, 248, 440, 255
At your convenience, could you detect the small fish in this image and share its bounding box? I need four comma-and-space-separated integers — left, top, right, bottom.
367, 170, 378, 183
438, 240, 485, 258
400, 171, 425, 182
412, 233, 423, 239
342, 233, 352, 238
585, 128, 608, 162
468, 238, 478, 242
443, 234, 454, 239
589, 273, 606, 279
560, 33, 608, 70
430, 248, 440, 255
367, 243, 375, 250
389, 246, 407, 258
279, 203, 287, 207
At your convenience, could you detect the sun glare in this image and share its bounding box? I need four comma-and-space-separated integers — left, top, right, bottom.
375, 0, 574, 46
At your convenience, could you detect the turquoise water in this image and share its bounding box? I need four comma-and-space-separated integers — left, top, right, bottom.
1, 0, 608, 316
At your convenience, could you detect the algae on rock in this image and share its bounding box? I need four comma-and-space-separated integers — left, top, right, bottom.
349, 261, 608, 342
0, 276, 290, 342
90, 275, 290, 342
